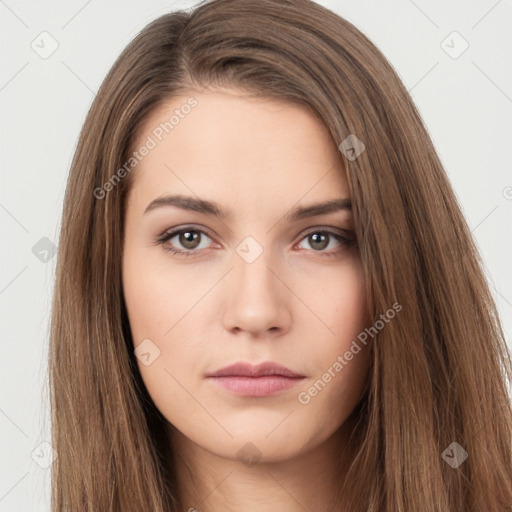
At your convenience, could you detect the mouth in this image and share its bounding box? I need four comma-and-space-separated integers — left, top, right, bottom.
206, 361, 306, 397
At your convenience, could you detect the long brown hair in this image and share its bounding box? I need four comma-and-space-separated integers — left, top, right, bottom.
49, 0, 512, 510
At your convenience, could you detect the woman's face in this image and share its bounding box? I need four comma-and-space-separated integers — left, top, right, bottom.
122, 88, 371, 462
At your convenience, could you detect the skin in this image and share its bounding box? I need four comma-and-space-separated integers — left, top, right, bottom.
122, 88, 372, 512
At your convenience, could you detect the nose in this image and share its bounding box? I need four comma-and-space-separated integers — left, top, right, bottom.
221, 249, 292, 338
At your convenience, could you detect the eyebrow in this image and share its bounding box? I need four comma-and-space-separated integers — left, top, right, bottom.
144, 194, 352, 221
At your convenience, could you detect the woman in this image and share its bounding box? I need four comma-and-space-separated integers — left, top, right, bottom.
49, 0, 512, 510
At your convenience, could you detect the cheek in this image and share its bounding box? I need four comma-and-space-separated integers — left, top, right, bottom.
293, 257, 370, 420
122, 248, 212, 343
122, 249, 217, 424
331, 262, 368, 340
301, 253, 369, 347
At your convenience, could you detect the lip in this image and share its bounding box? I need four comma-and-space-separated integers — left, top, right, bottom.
207, 361, 305, 378
206, 361, 306, 397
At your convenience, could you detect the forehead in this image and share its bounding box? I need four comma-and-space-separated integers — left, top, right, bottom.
128, 89, 350, 213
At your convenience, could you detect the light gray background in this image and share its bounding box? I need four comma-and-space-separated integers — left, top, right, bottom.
1, 0, 511, 510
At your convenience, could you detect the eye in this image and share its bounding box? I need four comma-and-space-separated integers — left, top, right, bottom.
156, 226, 356, 258
156, 227, 214, 257
296, 229, 355, 257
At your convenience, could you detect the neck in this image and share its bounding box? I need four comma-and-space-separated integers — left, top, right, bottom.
166, 415, 359, 512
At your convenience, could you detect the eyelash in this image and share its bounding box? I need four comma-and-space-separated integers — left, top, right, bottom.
155, 225, 356, 259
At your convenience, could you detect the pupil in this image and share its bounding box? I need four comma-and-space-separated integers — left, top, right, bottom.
180, 231, 200, 249
310, 233, 328, 250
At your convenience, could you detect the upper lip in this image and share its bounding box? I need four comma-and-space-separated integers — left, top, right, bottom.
207, 361, 305, 378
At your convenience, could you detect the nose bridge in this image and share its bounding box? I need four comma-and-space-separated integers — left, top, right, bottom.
234, 238, 281, 304
221, 237, 291, 335
235, 243, 276, 292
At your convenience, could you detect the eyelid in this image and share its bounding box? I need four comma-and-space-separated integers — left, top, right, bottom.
157, 224, 352, 242
157, 224, 216, 241
299, 225, 353, 238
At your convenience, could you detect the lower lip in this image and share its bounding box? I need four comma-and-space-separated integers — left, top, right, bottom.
208, 376, 304, 397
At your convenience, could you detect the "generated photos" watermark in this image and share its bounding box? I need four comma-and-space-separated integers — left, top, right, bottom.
298, 301, 402, 405
93, 97, 198, 199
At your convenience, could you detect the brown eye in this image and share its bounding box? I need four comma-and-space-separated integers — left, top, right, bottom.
157, 227, 214, 257
296, 229, 355, 257
308, 232, 330, 251
178, 230, 202, 249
